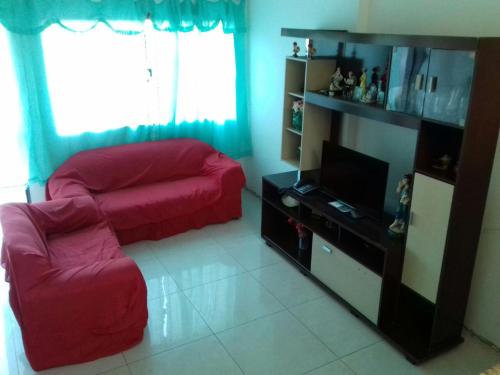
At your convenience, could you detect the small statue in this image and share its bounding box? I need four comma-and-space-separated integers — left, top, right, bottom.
329, 67, 343, 96
359, 69, 367, 98
343, 71, 357, 99
432, 154, 453, 171
376, 86, 385, 105
306, 38, 316, 59
361, 84, 378, 104
388, 174, 412, 237
371, 66, 380, 87
380, 65, 388, 93
292, 41, 300, 58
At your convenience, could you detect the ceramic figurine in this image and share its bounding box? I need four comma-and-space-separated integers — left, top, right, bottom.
361, 84, 378, 104
432, 154, 453, 171
388, 174, 412, 237
380, 65, 388, 93
292, 41, 300, 58
343, 71, 357, 99
352, 86, 362, 102
291, 99, 304, 131
359, 68, 367, 98
377, 87, 385, 105
329, 67, 344, 96
306, 38, 316, 59
371, 66, 380, 87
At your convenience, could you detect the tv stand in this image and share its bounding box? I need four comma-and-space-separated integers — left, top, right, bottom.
262, 170, 404, 325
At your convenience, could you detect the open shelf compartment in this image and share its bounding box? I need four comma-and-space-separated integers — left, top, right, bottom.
415, 120, 464, 184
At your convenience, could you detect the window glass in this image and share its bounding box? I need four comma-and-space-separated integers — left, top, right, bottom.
42, 22, 236, 136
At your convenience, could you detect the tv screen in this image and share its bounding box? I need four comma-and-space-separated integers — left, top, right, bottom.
320, 142, 389, 220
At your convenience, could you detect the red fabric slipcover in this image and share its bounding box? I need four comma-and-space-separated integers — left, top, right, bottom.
46, 138, 246, 244
0, 197, 148, 371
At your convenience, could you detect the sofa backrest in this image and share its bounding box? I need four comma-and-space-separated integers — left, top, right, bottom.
48, 138, 216, 195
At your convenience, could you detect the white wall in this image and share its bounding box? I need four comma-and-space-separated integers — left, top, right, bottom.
243, 0, 360, 193
467, 135, 500, 346
246, 0, 500, 346
358, 0, 500, 35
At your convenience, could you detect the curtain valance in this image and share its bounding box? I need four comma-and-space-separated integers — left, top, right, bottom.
0, 0, 246, 35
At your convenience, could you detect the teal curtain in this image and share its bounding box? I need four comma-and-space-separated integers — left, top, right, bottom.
0, 0, 245, 34
1, 0, 250, 184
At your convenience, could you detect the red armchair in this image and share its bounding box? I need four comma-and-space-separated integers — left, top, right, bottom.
0, 196, 147, 371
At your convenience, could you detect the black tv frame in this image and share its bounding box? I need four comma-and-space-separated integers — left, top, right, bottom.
319, 141, 389, 221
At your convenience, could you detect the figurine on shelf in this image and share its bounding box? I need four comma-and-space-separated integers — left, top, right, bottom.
361, 84, 378, 104
291, 99, 304, 131
343, 71, 357, 99
359, 68, 367, 98
306, 38, 316, 59
376, 65, 388, 105
288, 218, 309, 262
380, 64, 388, 93
371, 66, 380, 87
329, 67, 344, 96
432, 154, 453, 171
388, 174, 412, 237
292, 41, 300, 57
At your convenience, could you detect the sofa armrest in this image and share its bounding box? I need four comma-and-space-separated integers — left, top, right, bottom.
202, 152, 246, 193
30, 196, 104, 235
21, 257, 147, 335
46, 176, 92, 200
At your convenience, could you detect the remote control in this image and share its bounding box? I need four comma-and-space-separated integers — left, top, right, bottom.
294, 184, 317, 195
328, 200, 354, 213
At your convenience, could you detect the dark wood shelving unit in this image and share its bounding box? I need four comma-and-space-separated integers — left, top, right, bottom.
265, 29, 500, 364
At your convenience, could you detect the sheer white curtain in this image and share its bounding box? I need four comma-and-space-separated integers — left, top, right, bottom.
0, 26, 27, 187
42, 21, 236, 137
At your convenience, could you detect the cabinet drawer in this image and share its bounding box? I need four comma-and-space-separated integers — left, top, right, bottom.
311, 234, 382, 324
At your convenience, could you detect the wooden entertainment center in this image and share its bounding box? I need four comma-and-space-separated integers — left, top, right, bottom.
262, 29, 500, 363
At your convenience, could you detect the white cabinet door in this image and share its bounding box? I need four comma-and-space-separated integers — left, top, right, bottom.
402, 173, 454, 303
311, 234, 382, 324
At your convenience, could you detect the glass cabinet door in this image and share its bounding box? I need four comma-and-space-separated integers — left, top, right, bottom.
386, 47, 430, 116
423, 50, 475, 127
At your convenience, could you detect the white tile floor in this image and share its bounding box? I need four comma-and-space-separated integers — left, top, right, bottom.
0, 190, 499, 374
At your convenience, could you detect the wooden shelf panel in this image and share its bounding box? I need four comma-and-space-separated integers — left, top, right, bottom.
288, 92, 304, 99
281, 28, 478, 51
305, 91, 421, 130
421, 117, 466, 131
262, 196, 300, 222
286, 127, 302, 136
286, 56, 307, 63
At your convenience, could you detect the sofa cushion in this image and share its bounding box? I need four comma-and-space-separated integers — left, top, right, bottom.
95, 175, 220, 231
47, 221, 122, 269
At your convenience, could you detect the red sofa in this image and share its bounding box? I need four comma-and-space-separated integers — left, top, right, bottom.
0, 196, 147, 371
47, 139, 246, 244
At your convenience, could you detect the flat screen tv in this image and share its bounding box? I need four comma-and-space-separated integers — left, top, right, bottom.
320, 142, 389, 220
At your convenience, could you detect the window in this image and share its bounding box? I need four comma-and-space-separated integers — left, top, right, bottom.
42, 21, 236, 136
0, 26, 27, 186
